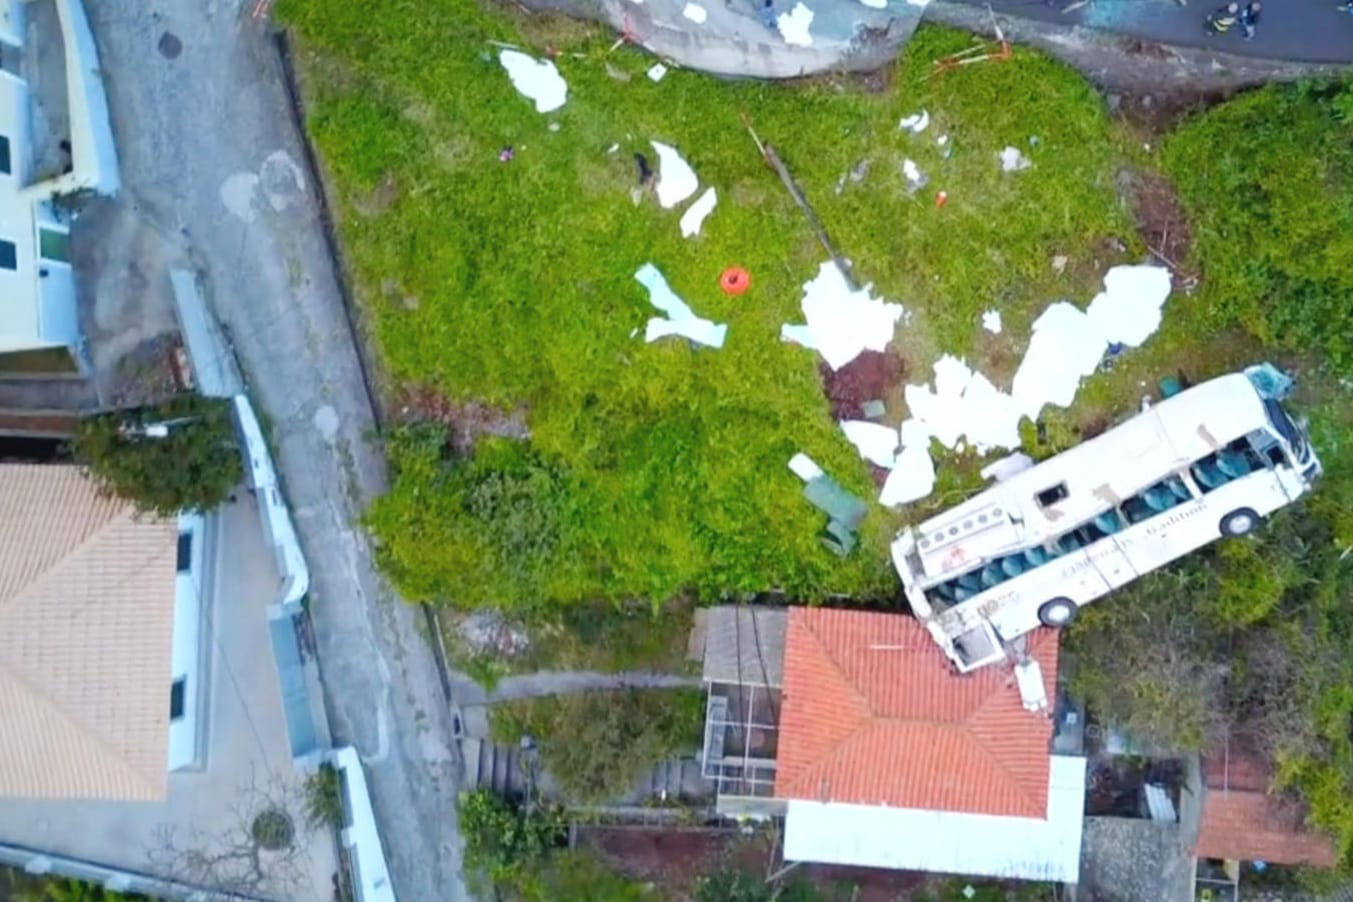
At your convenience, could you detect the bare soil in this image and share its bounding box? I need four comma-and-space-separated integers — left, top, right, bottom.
107, 333, 189, 408
818, 351, 905, 421
1117, 167, 1197, 291
396, 385, 530, 454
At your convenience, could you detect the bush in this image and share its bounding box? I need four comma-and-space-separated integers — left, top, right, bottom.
1165, 79, 1353, 376
303, 764, 346, 830
71, 394, 241, 517
490, 689, 706, 802
458, 789, 568, 894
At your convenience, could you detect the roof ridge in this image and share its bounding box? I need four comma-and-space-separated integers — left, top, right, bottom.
0, 485, 130, 607
960, 654, 1049, 817
0, 652, 163, 797
800, 610, 873, 715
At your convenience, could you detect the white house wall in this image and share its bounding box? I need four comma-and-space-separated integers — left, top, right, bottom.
783, 756, 1088, 883
167, 512, 205, 772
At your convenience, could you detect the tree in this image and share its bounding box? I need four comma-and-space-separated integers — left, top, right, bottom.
71, 393, 242, 517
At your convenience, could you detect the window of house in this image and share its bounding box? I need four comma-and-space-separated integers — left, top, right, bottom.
170, 677, 186, 721
0, 136, 10, 175
39, 228, 70, 263
176, 531, 193, 572
0, 239, 15, 271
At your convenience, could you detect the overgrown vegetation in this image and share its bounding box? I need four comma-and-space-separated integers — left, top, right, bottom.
281, 0, 1135, 610
1064, 77, 1353, 865
489, 689, 706, 801
302, 764, 346, 830
71, 393, 241, 517
0, 870, 143, 902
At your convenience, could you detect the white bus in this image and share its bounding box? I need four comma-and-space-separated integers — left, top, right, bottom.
890, 370, 1321, 674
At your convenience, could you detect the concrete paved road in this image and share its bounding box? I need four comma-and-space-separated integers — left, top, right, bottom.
947, 0, 1353, 64
83, 2, 469, 899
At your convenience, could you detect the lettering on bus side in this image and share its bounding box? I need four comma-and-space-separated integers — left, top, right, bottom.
1143, 501, 1206, 537
975, 590, 1018, 621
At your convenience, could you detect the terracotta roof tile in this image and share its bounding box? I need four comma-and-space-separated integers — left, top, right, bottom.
0, 464, 178, 800
774, 608, 1057, 818
1195, 788, 1337, 867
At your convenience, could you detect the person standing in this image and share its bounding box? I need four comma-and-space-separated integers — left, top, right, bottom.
1205, 1, 1239, 32
1240, 0, 1261, 38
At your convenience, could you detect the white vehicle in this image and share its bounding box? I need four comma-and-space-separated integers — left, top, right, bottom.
890, 370, 1321, 674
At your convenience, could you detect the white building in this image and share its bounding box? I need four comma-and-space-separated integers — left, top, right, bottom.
0, 0, 118, 368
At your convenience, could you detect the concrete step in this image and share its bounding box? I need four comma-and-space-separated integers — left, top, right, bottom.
461, 738, 483, 789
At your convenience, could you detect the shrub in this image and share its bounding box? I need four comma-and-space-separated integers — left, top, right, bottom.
71, 394, 241, 517
303, 764, 346, 830
458, 789, 567, 892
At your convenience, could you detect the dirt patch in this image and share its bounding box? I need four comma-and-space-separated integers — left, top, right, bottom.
107, 333, 189, 408
397, 385, 530, 454
1107, 87, 1237, 137
577, 825, 736, 897
1117, 167, 1197, 291
352, 173, 400, 218
818, 350, 905, 421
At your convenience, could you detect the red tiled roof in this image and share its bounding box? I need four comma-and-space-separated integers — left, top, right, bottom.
773, 608, 1058, 818
1194, 746, 1338, 867
1195, 790, 1338, 867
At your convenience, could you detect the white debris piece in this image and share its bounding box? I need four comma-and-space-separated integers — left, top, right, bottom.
780, 262, 906, 371
880, 445, 937, 507
635, 263, 727, 349
982, 309, 1002, 334
905, 0, 932, 7
936, 134, 950, 147
858, 0, 886, 7
899, 110, 930, 134
789, 452, 825, 482
679, 187, 718, 238
683, 2, 708, 22
903, 355, 1023, 453
1014, 660, 1048, 712
1011, 265, 1171, 420
650, 141, 699, 209
607, 143, 620, 154
980, 451, 1034, 483
647, 63, 668, 82
999, 146, 1032, 172
840, 420, 899, 468
777, 2, 815, 46
498, 50, 568, 114
1085, 264, 1173, 347
902, 158, 926, 192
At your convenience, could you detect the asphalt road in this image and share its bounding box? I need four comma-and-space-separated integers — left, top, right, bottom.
964, 0, 1353, 64
84, 2, 470, 899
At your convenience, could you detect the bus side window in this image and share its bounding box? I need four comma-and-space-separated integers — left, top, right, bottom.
1122, 475, 1192, 525
1036, 483, 1069, 507
1192, 443, 1259, 493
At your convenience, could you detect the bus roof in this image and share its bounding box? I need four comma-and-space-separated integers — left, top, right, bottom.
906, 373, 1268, 585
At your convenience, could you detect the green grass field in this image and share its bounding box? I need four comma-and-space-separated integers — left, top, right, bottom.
279, 0, 1142, 609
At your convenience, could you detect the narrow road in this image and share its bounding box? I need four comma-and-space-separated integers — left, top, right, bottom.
84, 3, 469, 899
958, 0, 1353, 64
457, 671, 702, 705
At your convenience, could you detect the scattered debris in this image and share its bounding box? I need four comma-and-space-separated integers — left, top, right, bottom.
980, 450, 1034, 483
647, 62, 668, 82
650, 141, 699, 209
719, 265, 751, 295
1011, 265, 1172, 420
499, 146, 514, 163
781, 262, 906, 371
998, 146, 1032, 172
607, 143, 620, 154
498, 49, 567, 113
982, 309, 1002, 334
936, 134, 950, 147
604, 62, 631, 82
635, 263, 727, 348
858, 0, 887, 7
861, 399, 887, 420
635, 152, 654, 185
682, 1, 708, 21
679, 187, 718, 237
548, 122, 561, 132
789, 453, 869, 556
776, 2, 815, 46
880, 443, 937, 507
902, 158, 927, 194
1051, 254, 1068, 273
898, 109, 930, 134
905, 354, 1025, 453
840, 420, 899, 468
934, 190, 948, 208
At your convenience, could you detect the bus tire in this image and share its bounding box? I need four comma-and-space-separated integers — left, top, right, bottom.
1038, 598, 1078, 628
1220, 508, 1260, 537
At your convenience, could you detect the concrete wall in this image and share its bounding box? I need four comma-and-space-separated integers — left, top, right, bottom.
0, 841, 264, 902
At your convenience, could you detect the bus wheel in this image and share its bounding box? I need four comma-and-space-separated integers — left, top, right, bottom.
1221, 508, 1260, 537
1038, 598, 1078, 628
